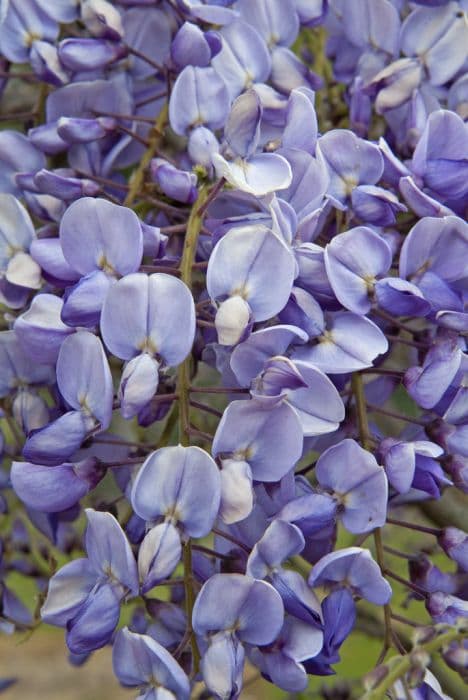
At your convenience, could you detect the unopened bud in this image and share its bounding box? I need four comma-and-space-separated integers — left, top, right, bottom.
412, 625, 437, 645
407, 650, 430, 688
442, 640, 468, 677
363, 664, 389, 691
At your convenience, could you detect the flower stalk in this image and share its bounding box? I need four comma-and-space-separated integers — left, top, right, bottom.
177, 182, 211, 676
352, 371, 394, 663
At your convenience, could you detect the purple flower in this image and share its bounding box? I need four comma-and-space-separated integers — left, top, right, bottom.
112, 627, 190, 699
14, 294, 75, 364
207, 224, 296, 345
100, 272, 195, 418
11, 458, 105, 513
0, 195, 42, 304
193, 573, 284, 698
270, 46, 322, 94
247, 519, 323, 626
213, 90, 293, 196
81, 0, 123, 40
213, 399, 303, 481
317, 129, 384, 206
231, 336, 344, 436
404, 336, 462, 410
282, 88, 318, 154
58, 38, 127, 72
0, 131, 46, 198
0, 0, 59, 63
304, 588, 356, 675
315, 439, 388, 533
374, 277, 431, 318
0, 330, 53, 399
131, 445, 221, 538
137, 522, 182, 593
211, 19, 271, 100
41, 509, 138, 653
171, 21, 219, 69
249, 617, 323, 691
237, 0, 300, 48
30, 40, 69, 86
150, 158, 198, 204
57, 117, 117, 145
213, 398, 303, 523
58, 197, 144, 326
247, 520, 306, 579
169, 66, 230, 136
438, 527, 468, 572
324, 226, 393, 314
427, 591, 468, 625
399, 215, 468, 316
380, 438, 444, 494
400, 4, 467, 87
291, 311, 389, 374
12, 388, 49, 435
308, 547, 392, 605
410, 110, 468, 205
23, 332, 113, 465
331, 0, 400, 56
365, 58, 424, 114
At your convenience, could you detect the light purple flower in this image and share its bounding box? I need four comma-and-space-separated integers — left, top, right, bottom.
207, 224, 296, 345
41, 509, 138, 653
113, 627, 190, 699
23, 332, 113, 465
309, 547, 392, 605
315, 439, 388, 533
324, 226, 393, 314
100, 272, 195, 418
131, 445, 221, 538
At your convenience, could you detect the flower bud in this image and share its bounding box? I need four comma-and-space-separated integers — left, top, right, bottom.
445, 455, 468, 494
81, 0, 124, 40
215, 296, 252, 346
150, 158, 198, 204
407, 650, 430, 688
412, 625, 438, 646
363, 664, 389, 691
442, 640, 468, 680
438, 527, 468, 571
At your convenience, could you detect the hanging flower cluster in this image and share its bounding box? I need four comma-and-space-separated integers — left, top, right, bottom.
0, 1, 467, 698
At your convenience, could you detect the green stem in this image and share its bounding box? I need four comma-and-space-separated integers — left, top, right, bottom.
179, 185, 210, 288
177, 183, 210, 448
351, 372, 372, 450
124, 103, 168, 208
177, 183, 211, 676
363, 627, 468, 699
351, 372, 394, 662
